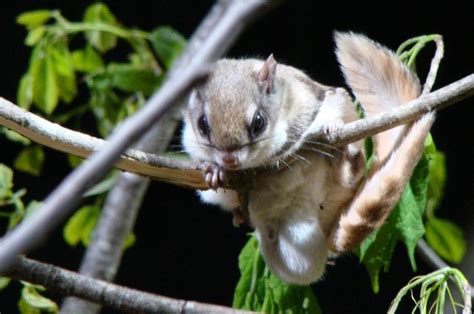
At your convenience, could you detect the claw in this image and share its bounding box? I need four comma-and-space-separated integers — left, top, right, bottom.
201, 162, 225, 190
323, 119, 344, 142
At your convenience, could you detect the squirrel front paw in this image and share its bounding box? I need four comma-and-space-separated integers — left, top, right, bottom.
202, 162, 226, 190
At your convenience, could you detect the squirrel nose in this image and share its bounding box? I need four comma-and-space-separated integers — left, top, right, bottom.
222, 154, 238, 167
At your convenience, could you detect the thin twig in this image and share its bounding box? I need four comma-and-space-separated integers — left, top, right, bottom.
320, 73, 474, 147
2, 257, 254, 314
422, 35, 444, 94
0, 0, 275, 273
416, 239, 474, 301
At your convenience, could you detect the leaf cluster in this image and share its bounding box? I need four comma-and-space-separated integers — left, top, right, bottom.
1, 4, 186, 313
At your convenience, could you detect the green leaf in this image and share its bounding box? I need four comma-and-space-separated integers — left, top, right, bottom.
89, 90, 121, 136
18, 297, 40, 314
24, 201, 42, 221
67, 154, 83, 168
51, 43, 77, 103
17, 73, 34, 110
427, 153, 446, 215
84, 3, 118, 53
124, 232, 136, 250
397, 185, 425, 271
63, 205, 99, 247
7, 196, 26, 230
233, 235, 321, 313
16, 10, 52, 28
0, 127, 30, 145
25, 26, 46, 46
72, 45, 104, 73
0, 276, 11, 291
359, 148, 430, 292
0, 164, 14, 200
107, 63, 163, 96
31, 49, 59, 114
360, 211, 399, 293
20, 283, 58, 313
150, 26, 186, 69
425, 217, 467, 264
14, 146, 45, 176
84, 173, 118, 197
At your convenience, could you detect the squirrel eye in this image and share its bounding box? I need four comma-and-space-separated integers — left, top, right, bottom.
197, 115, 210, 137
250, 111, 266, 137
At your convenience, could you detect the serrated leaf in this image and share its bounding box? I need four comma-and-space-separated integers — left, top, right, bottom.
107, 63, 163, 96
397, 186, 425, 271
0, 276, 11, 291
84, 3, 118, 53
21, 284, 58, 312
233, 235, 321, 313
84, 173, 118, 197
150, 26, 186, 69
14, 146, 45, 176
25, 26, 46, 46
31, 50, 59, 114
0, 164, 14, 199
359, 147, 430, 292
63, 205, 99, 247
17, 73, 33, 110
72, 45, 104, 73
360, 211, 399, 293
16, 10, 52, 28
51, 43, 77, 103
425, 217, 466, 264
0, 127, 30, 145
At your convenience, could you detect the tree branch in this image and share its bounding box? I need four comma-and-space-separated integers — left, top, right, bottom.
0, 0, 276, 273
1, 73, 474, 185
320, 73, 474, 147
2, 257, 254, 313
61, 2, 235, 312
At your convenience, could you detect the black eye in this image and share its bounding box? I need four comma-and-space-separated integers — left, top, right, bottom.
250, 111, 266, 137
198, 115, 210, 137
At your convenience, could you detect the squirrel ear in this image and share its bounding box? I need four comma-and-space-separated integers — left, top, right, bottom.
257, 54, 277, 93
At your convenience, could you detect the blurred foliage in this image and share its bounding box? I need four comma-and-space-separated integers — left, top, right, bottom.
1, 3, 186, 313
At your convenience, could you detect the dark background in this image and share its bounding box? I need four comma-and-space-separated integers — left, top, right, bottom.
0, 1, 473, 313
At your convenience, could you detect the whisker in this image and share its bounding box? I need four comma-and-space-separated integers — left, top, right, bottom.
278, 158, 292, 170
299, 147, 335, 159
291, 153, 311, 164
304, 140, 341, 152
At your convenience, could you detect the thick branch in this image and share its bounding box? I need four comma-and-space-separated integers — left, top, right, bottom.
3, 257, 253, 313
0, 97, 206, 189
0, 0, 275, 272
1, 73, 474, 186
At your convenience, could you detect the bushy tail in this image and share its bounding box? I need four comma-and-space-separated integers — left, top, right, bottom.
335, 31, 422, 162
331, 32, 435, 252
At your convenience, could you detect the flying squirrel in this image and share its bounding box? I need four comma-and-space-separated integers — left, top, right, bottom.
181, 32, 435, 285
